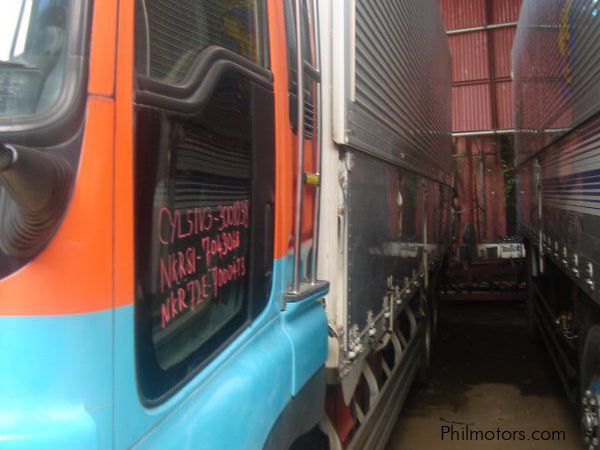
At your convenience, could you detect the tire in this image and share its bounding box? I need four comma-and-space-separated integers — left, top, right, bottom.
580, 325, 600, 448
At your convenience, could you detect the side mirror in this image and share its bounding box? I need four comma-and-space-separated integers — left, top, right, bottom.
0, 143, 72, 258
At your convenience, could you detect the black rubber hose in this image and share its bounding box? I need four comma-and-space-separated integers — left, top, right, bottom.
0, 143, 72, 258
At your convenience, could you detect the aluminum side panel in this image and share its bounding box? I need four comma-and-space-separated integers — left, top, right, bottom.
334, 0, 452, 182
517, 113, 600, 300
514, 0, 600, 165
346, 151, 434, 331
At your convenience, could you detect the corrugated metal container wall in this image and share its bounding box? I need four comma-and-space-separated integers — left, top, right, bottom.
440, 0, 521, 28
454, 136, 514, 243
440, 0, 487, 29
452, 84, 492, 132
440, 0, 522, 243
450, 31, 489, 82
493, 26, 515, 78
441, 0, 521, 133
495, 81, 513, 130
492, 0, 522, 23
449, 37, 497, 133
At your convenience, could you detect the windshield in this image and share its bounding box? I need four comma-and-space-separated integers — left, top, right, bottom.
0, 0, 69, 117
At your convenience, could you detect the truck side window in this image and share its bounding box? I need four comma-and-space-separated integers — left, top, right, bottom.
137, 0, 262, 82
134, 0, 273, 402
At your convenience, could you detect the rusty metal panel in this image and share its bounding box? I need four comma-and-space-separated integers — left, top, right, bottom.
440, 0, 486, 29
448, 27, 514, 81
441, 0, 521, 133
491, 0, 522, 23
495, 81, 513, 130
453, 136, 511, 243
441, 0, 522, 28
482, 150, 509, 240
492, 26, 515, 78
453, 84, 493, 132
440, 0, 521, 251
449, 32, 489, 82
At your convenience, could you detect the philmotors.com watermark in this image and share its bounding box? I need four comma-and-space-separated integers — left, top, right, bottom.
441, 423, 566, 442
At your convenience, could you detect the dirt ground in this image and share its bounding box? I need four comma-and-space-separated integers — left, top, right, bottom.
386, 301, 583, 450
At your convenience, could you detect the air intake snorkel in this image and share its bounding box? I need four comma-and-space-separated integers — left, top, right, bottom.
0, 143, 73, 258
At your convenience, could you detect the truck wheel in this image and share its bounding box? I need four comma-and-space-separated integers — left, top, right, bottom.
580, 325, 600, 449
